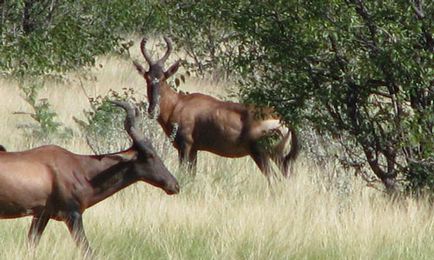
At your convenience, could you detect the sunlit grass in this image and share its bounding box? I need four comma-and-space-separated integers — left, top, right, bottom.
1, 46, 434, 259
2, 157, 434, 260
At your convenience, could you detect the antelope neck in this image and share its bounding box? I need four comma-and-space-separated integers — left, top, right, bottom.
154, 83, 179, 125
81, 150, 139, 207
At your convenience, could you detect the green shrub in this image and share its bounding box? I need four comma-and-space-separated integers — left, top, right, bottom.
17, 80, 72, 142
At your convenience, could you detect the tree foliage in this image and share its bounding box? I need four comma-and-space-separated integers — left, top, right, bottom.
0, 0, 160, 76
162, 0, 433, 193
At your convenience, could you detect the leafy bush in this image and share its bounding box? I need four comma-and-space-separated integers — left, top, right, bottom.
76, 88, 173, 159
16, 80, 72, 142
76, 88, 142, 154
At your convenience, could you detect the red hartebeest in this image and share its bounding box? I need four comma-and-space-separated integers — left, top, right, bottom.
0, 101, 179, 256
133, 37, 299, 180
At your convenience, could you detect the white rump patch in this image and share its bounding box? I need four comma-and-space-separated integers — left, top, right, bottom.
255, 119, 291, 155
257, 119, 288, 137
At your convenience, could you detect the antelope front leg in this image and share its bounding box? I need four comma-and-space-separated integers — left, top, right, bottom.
176, 136, 196, 175
28, 214, 50, 248
188, 149, 198, 175
65, 211, 93, 257
250, 144, 275, 188
178, 147, 197, 176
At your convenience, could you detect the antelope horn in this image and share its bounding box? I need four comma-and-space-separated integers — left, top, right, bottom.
111, 100, 143, 143
139, 37, 154, 65
157, 36, 173, 65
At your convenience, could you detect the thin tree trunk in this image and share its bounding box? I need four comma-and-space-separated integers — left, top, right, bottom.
22, 0, 34, 34
0, 0, 5, 41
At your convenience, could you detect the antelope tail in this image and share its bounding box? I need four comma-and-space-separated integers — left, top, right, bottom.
284, 127, 299, 165
275, 126, 299, 177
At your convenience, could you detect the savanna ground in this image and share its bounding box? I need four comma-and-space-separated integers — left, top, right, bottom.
1, 40, 434, 260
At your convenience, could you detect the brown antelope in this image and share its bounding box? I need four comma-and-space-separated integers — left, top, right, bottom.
133, 37, 299, 180
0, 101, 179, 256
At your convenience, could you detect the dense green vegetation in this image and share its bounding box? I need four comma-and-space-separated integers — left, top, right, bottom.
0, 1, 433, 193
0, 0, 162, 76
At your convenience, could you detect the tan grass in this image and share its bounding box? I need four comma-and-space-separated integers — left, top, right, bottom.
0, 47, 434, 259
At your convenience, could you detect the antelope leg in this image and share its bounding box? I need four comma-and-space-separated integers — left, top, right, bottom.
28, 214, 50, 248
65, 211, 93, 257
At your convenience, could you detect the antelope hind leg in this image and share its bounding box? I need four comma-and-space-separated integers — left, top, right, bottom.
28, 214, 50, 249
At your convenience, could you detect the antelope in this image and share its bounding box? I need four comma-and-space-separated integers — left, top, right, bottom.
133, 37, 299, 180
0, 101, 179, 256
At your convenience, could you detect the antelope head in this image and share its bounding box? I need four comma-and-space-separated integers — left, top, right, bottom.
111, 100, 179, 195
133, 37, 180, 117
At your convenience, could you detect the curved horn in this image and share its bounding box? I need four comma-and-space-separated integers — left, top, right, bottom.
111, 100, 143, 143
139, 37, 154, 65
157, 36, 173, 65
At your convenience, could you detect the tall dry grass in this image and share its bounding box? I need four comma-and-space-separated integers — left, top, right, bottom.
1, 42, 434, 259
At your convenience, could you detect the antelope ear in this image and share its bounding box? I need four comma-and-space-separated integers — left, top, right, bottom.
133, 60, 146, 75
164, 60, 180, 78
